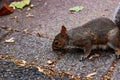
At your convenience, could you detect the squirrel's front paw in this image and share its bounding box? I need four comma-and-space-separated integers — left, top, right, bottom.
79, 49, 91, 61
116, 54, 120, 59
115, 49, 120, 59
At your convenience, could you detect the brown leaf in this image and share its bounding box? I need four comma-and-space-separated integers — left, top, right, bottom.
0, 3, 14, 16
86, 72, 97, 78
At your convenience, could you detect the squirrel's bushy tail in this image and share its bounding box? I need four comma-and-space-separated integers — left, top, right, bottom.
114, 2, 120, 28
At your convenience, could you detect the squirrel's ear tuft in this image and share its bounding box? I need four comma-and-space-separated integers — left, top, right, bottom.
60, 25, 67, 39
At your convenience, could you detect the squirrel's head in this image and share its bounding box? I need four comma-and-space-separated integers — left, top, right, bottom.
52, 25, 69, 51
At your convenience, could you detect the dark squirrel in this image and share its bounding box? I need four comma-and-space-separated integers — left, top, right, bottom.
52, 3, 120, 60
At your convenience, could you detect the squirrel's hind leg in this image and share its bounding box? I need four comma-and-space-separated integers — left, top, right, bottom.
107, 42, 120, 59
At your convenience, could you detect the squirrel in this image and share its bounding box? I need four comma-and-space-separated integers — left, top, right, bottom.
52, 3, 120, 61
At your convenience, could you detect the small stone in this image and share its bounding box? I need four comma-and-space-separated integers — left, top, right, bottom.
27, 7, 31, 11
30, 4, 35, 8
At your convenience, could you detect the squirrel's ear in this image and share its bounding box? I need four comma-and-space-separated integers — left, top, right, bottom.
60, 25, 67, 38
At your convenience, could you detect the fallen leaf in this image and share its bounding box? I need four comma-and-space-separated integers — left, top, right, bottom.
86, 72, 97, 78
10, 2, 25, 9
9, 0, 31, 9
23, 0, 30, 5
47, 60, 54, 65
0, 3, 14, 16
5, 37, 15, 43
69, 6, 84, 12
26, 13, 34, 17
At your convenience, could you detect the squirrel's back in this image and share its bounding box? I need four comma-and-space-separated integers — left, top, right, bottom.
114, 2, 120, 29
67, 17, 117, 45
68, 17, 116, 31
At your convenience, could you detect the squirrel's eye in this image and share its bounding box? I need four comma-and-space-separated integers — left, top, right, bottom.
54, 41, 59, 45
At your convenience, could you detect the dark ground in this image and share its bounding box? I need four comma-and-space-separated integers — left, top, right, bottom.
0, 0, 120, 80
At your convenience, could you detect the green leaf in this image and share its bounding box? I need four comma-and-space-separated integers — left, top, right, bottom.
23, 0, 30, 5
10, 2, 26, 9
9, 0, 30, 9
69, 6, 84, 12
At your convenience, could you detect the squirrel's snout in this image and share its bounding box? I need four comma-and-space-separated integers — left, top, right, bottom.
52, 45, 60, 51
